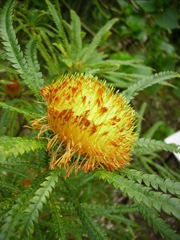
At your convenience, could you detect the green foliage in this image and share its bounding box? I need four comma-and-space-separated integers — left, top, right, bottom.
96, 170, 180, 220
0, 136, 46, 162
138, 204, 180, 240
0, 0, 180, 239
121, 169, 180, 196
0, 101, 40, 118
48, 196, 67, 240
122, 71, 180, 101
0, 170, 57, 240
81, 0, 179, 72
33, 0, 146, 82
18, 170, 59, 239
0, 188, 33, 240
45, 0, 120, 75
134, 137, 179, 154
74, 202, 108, 240
0, 0, 44, 98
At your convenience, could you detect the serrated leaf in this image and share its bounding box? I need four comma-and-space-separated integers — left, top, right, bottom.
122, 71, 180, 101
0, 136, 46, 162
122, 169, 180, 196
19, 170, 59, 238
81, 18, 118, 63
45, 0, 70, 52
70, 10, 82, 56
96, 170, 180, 219
134, 137, 179, 154
25, 39, 44, 88
139, 204, 180, 240
0, 0, 43, 98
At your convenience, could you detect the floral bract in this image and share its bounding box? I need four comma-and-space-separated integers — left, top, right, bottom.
33, 74, 138, 177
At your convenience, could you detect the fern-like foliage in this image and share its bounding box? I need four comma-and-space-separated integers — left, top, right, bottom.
24, 39, 43, 87
0, 136, 46, 162
80, 18, 118, 63
82, 203, 138, 216
138, 204, 180, 240
45, 0, 125, 75
0, 188, 33, 240
122, 71, 180, 101
17, 170, 59, 239
0, 170, 50, 240
48, 197, 67, 240
121, 169, 180, 196
45, 0, 70, 52
96, 171, 180, 220
134, 137, 180, 154
74, 202, 109, 240
63, 179, 109, 240
0, 176, 20, 192
0, 102, 40, 119
0, 0, 44, 98
70, 10, 82, 59
82, 203, 140, 236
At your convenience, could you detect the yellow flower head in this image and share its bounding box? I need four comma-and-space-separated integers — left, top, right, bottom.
33, 74, 138, 177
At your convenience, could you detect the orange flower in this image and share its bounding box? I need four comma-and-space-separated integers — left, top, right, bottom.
32, 74, 138, 177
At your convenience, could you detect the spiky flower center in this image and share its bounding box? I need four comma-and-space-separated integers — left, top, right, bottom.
34, 74, 138, 177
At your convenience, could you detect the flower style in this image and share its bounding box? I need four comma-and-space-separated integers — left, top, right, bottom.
32, 74, 138, 177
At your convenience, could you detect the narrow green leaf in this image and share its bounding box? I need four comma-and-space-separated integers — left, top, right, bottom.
136, 102, 147, 134
0, 189, 32, 240
122, 71, 180, 101
19, 170, 59, 238
139, 204, 180, 240
96, 170, 180, 219
0, 102, 40, 118
25, 39, 44, 89
45, 0, 70, 52
81, 18, 118, 63
121, 169, 180, 196
134, 137, 179, 154
62, 179, 109, 240
0, 136, 46, 161
82, 203, 138, 216
74, 202, 109, 240
70, 10, 82, 56
48, 197, 67, 240
0, 173, 48, 240
0, 0, 43, 97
